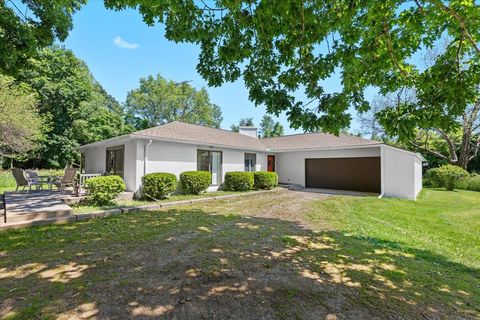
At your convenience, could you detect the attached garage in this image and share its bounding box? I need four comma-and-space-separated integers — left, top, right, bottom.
305, 157, 381, 193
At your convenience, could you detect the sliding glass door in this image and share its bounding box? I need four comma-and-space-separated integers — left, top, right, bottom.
197, 150, 222, 185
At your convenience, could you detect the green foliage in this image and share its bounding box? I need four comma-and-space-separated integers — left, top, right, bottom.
141, 172, 177, 199
259, 115, 284, 138
16, 47, 132, 168
455, 174, 480, 192
224, 172, 254, 191
0, 0, 86, 75
253, 172, 278, 190
104, 0, 480, 136
426, 165, 469, 191
124, 74, 222, 130
230, 118, 254, 132
180, 171, 211, 194
84, 175, 126, 205
0, 75, 43, 159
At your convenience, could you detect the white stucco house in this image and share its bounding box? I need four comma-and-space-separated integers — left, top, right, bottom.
78, 121, 425, 200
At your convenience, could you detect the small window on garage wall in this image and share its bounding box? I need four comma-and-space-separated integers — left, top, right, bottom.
244, 153, 256, 172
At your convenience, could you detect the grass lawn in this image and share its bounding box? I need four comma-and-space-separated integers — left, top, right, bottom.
0, 189, 478, 319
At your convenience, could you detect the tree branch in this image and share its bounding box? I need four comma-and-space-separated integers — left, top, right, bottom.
436, 128, 459, 162
410, 140, 452, 161
430, 0, 480, 56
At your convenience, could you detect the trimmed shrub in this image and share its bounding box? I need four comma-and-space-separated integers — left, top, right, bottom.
426, 165, 469, 191
253, 171, 278, 190
180, 171, 211, 194
141, 172, 177, 199
425, 167, 443, 188
84, 175, 126, 205
224, 171, 254, 191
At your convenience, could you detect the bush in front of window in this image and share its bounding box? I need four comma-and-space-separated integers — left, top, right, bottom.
224, 172, 254, 191
141, 172, 177, 200
180, 171, 211, 194
253, 172, 278, 190
84, 175, 126, 205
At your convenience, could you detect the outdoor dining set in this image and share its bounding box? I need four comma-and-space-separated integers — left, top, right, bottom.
11, 168, 101, 196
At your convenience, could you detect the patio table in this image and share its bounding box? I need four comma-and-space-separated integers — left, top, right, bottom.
38, 176, 63, 191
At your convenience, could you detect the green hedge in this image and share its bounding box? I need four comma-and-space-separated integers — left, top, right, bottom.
455, 174, 480, 192
224, 172, 254, 191
253, 171, 278, 190
141, 172, 177, 199
180, 171, 211, 194
84, 175, 126, 205
425, 165, 469, 191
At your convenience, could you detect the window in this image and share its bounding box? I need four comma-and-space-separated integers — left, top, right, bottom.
244, 153, 257, 172
106, 145, 125, 177
197, 150, 222, 185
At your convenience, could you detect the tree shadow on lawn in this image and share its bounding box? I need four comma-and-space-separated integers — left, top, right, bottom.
0, 208, 478, 319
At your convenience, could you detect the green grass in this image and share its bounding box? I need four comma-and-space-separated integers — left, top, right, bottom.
306, 188, 480, 269
72, 190, 249, 213
0, 188, 478, 318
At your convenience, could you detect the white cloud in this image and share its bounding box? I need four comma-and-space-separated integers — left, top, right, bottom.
113, 36, 139, 49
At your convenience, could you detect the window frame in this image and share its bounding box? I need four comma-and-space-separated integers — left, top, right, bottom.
197, 149, 223, 185
244, 153, 257, 172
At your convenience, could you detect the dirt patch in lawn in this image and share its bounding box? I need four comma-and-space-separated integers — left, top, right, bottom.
0, 190, 478, 319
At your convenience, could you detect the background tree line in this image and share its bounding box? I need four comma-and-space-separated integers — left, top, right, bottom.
0, 47, 224, 169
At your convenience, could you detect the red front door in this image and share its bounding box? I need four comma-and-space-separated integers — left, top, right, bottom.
267, 155, 275, 172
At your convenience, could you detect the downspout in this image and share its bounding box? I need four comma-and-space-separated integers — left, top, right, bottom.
378, 145, 385, 199
144, 139, 152, 176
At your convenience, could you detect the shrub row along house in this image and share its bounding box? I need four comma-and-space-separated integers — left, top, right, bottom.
78, 121, 424, 200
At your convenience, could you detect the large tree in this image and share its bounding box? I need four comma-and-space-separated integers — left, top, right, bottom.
0, 75, 43, 166
360, 93, 480, 169
105, 0, 480, 136
125, 74, 223, 130
16, 46, 132, 168
259, 115, 284, 138
0, 0, 86, 75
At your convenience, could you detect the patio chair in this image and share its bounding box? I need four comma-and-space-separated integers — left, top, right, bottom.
52, 168, 77, 194
25, 170, 46, 190
11, 168, 42, 193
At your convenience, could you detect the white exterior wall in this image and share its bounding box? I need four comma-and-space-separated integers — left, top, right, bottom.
275, 147, 381, 186
139, 140, 268, 192
382, 146, 422, 200
84, 146, 105, 174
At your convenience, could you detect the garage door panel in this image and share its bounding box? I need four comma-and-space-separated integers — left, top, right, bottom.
305, 157, 381, 193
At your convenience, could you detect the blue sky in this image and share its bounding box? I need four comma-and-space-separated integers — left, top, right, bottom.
63, 1, 367, 134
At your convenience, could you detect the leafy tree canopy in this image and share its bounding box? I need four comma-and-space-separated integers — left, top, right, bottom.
259, 115, 284, 138
0, 0, 86, 75
0, 75, 43, 162
230, 117, 254, 132
16, 46, 132, 168
104, 0, 480, 136
125, 74, 223, 130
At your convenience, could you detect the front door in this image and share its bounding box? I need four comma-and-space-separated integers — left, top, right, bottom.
267, 155, 275, 172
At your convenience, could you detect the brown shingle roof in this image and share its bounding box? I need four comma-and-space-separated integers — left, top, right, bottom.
261, 132, 381, 151
131, 121, 380, 151
132, 121, 267, 151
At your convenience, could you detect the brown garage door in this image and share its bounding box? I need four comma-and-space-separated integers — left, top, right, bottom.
305, 157, 381, 193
